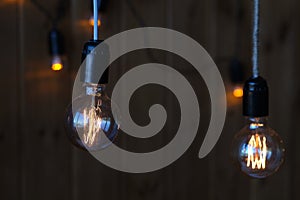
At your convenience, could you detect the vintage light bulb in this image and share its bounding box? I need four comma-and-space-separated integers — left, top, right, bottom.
232, 117, 285, 178
65, 39, 118, 150
65, 84, 120, 151
231, 76, 285, 178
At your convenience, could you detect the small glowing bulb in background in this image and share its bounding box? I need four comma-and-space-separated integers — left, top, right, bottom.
89, 15, 101, 27
48, 28, 65, 72
51, 55, 63, 71
233, 85, 243, 98
229, 59, 244, 98
231, 76, 285, 179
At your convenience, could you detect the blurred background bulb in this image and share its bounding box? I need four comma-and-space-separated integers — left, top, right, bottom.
229, 58, 244, 98
65, 83, 120, 151
88, 15, 101, 27
51, 55, 63, 71
231, 117, 285, 179
233, 85, 243, 98
48, 28, 65, 72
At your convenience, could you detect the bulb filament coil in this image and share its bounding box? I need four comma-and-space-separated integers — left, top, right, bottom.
246, 134, 267, 169
83, 104, 102, 147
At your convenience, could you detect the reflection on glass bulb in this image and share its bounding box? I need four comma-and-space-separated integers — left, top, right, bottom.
65, 84, 120, 151
231, 117, 285, 179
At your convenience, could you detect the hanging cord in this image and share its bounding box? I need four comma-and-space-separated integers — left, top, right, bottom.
252, 0, 260, 78
93, 0, 100, 40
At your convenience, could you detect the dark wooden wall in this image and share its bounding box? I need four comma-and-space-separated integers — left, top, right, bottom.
0, 0, 299, 199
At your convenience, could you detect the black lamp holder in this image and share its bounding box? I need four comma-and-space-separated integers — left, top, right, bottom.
243, 76, 268, 117
80, 39, 109, 84
48, 28, 64, 56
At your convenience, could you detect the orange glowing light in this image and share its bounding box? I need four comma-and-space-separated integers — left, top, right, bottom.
83, 105, 102, 147
247, 134, 267, 169
89, 17, 101, 27
51, 63, 63, 71
233, 87, 243, 98
0, 0, 17, 6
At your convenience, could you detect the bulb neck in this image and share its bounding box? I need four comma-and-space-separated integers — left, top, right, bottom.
246, 117, 268, 123
245, 117, 268, 129
85, 83, 106, 96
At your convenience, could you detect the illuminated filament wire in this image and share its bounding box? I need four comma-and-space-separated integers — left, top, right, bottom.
83, 105, 102, 146
247, 134, 267, 169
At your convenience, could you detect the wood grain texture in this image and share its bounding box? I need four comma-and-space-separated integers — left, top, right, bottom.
0, 2, 18, 200
0, 0, 299, 199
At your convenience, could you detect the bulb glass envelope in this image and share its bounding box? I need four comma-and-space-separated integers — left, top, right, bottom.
232, 117, 285, 179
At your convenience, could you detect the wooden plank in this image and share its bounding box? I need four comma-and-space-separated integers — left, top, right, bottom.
19, 0, 73, 199
0, 0, 299, 199
0, 2, 18, 200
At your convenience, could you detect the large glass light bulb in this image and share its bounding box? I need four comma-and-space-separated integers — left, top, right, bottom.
65, 84, 120, 151
231, 117, 285, 179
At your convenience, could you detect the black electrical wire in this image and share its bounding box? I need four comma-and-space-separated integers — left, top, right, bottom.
252, 0, 260, 77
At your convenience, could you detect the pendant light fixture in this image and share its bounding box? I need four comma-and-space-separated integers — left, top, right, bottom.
48, 28, 65, 71
65, 0, 120, 151
231, 0, 285, 179
230, 58, 244, 98
31, 0, 67, 71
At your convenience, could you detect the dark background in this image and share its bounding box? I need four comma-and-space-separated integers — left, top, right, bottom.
0, 0, 299, 199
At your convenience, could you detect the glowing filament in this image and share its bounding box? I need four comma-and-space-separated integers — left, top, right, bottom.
83, 105, 102, 147
247, 134, 267, 169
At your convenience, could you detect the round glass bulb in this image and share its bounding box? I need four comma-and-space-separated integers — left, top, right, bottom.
65, 84, 120, 151
231, 117, 285, 179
